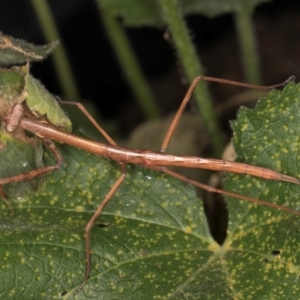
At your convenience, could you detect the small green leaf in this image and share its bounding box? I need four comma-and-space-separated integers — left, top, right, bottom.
100, 0, 162, 27
26, 75, 72, 132
0, 32, 58, 67
0, 65, 27, 119
0, 65, 71, 132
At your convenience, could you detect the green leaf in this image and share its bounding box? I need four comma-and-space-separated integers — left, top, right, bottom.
1, 83, 300, 299
0, 130, 41, 200
26, 75, 72, 132
0, 32, 58, 67
177, 0, 271, 17
99, 0, 162, 27
0, 65, 27, 119
0, 142, 212, 299
100, 0, 271, 27
0, 65, 71, 132
224, 81, 300, 298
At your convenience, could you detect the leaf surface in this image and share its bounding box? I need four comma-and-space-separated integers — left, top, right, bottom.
0, 32, 58, 67
0, 83, 300, 299
99, 0, 271, 27
26, 75, 72, 132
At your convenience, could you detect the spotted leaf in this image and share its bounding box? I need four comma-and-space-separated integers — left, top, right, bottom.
0, 82, 300, 299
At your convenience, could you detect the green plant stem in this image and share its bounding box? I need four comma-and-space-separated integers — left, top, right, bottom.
96, 2, 161, 119
159, 0, 223, 156
30, 0, 80, 100
235, 8, 261, 85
